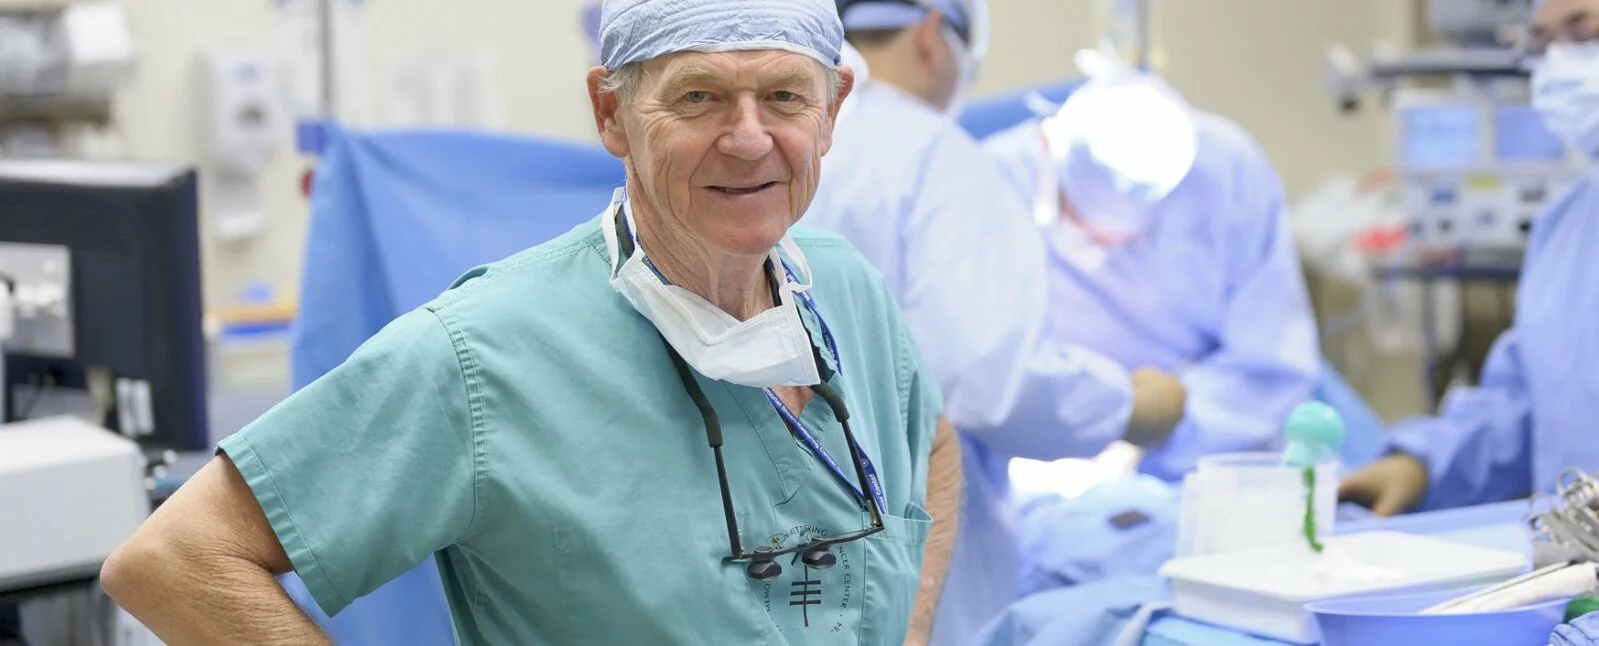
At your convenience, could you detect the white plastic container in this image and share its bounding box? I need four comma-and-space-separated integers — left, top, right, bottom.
1159, 530, 1528, 644
1176, 452, 1339, 558
0, 416, 150, 590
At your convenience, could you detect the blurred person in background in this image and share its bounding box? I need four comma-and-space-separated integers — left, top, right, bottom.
983, 49, 1320, 483
805, 2, 1189, 643
1340, 0, 1599, 517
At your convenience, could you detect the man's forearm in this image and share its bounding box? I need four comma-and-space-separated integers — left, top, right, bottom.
906, 418, 961, 645
102, 535, 330, 645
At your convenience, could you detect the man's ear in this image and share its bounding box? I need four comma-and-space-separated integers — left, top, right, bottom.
821, 66, 856, 157
587, 66, 630, 158
911, 9, 946, 68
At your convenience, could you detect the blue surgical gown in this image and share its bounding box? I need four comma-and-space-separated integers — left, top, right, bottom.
1012, 476, 1180, 597
973, 575, 1172, 646
1386, 168, 1599, 511
983, 112, 1320, 481
1553, 611, 1599, 646
803, 80, 1136, 646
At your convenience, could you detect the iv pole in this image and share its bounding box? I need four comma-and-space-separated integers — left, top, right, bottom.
319, 0, 336, 121
1132, 0, 1150, 69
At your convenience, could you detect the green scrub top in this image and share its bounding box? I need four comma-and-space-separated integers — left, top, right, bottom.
218, 210, 944, 645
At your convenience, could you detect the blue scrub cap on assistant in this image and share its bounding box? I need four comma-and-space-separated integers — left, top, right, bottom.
837, 0, 988, 63
600, 0, 845, 70
838, 0, 971, 34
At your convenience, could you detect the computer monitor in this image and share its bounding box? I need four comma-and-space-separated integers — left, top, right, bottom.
0, 160, 208, 453
1399, 103, 1481, 169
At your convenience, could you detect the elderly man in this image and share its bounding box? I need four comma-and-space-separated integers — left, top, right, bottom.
99, 1, 960, 643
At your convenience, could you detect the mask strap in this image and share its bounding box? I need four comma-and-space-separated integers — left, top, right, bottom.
775, 237, 840, 376
776, 236, 813, 290
602, 187, 633, 275
613, 193, 680, 285
614, 207, 635, 258
621, 196, 643, 251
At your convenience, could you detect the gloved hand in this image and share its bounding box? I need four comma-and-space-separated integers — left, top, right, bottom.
1124, 368, 1186, 447
1551, 610, 1599, 646
1337, 453, 1428, 517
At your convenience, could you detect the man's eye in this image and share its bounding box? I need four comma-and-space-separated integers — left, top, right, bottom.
684, 91, 711, 104
773, 91, 800, 102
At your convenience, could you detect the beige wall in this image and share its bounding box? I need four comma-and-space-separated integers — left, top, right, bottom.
107, 0, 1418, 309
981, 0, 1421, 198
112, 0, 601, 309
115, 0, 303, 310
1157, 0, 1420, 198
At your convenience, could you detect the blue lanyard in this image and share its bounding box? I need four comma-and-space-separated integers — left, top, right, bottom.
763, 387, 888, 513
615, 195, 886, 513
779, 263, 842, 376
761, 268, 885, 513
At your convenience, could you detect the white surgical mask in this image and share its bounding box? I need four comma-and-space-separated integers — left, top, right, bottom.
601, 189, 821, 388
1532, 42, 1599, 157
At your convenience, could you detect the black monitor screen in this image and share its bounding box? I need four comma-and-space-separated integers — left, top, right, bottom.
0, 160, 208, 452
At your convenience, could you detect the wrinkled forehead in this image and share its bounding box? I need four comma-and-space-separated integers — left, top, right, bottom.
642, 50, 832, 93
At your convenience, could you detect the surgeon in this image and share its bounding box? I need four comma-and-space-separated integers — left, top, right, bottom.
806, 2, 1190, 644
983, 49, 1320, 482
99, 1, 962, 643
1339, 0, 1599, 516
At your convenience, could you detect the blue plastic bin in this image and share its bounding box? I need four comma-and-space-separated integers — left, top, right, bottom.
1307, 585, 1568, 646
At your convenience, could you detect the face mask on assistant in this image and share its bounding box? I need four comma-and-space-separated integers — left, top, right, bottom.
1531, 42, 1599, 157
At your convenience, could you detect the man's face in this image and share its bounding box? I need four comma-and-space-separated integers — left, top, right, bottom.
593, 51, 848, 259
928, 30, 966, 110
1531, 0, 1599, 56
914, 11, 967, 111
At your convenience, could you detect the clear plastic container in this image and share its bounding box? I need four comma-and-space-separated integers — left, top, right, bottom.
1177, 451, 1339, 558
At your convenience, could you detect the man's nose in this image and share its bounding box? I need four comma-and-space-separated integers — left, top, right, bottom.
717, 97, 775, 161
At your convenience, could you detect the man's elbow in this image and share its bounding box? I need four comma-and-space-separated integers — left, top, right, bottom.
100, 531, 174, 606
101, 524, 221, 611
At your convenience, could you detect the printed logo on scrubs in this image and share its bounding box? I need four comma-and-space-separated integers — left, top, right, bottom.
752, 524, 856, 633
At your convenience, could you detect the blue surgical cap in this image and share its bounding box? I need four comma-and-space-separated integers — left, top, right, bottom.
600, 0, 845, 70
838, 0, 971, 34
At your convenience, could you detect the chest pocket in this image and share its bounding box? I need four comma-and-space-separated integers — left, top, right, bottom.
859, 504, 934, 645
742, 503, 933, 646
